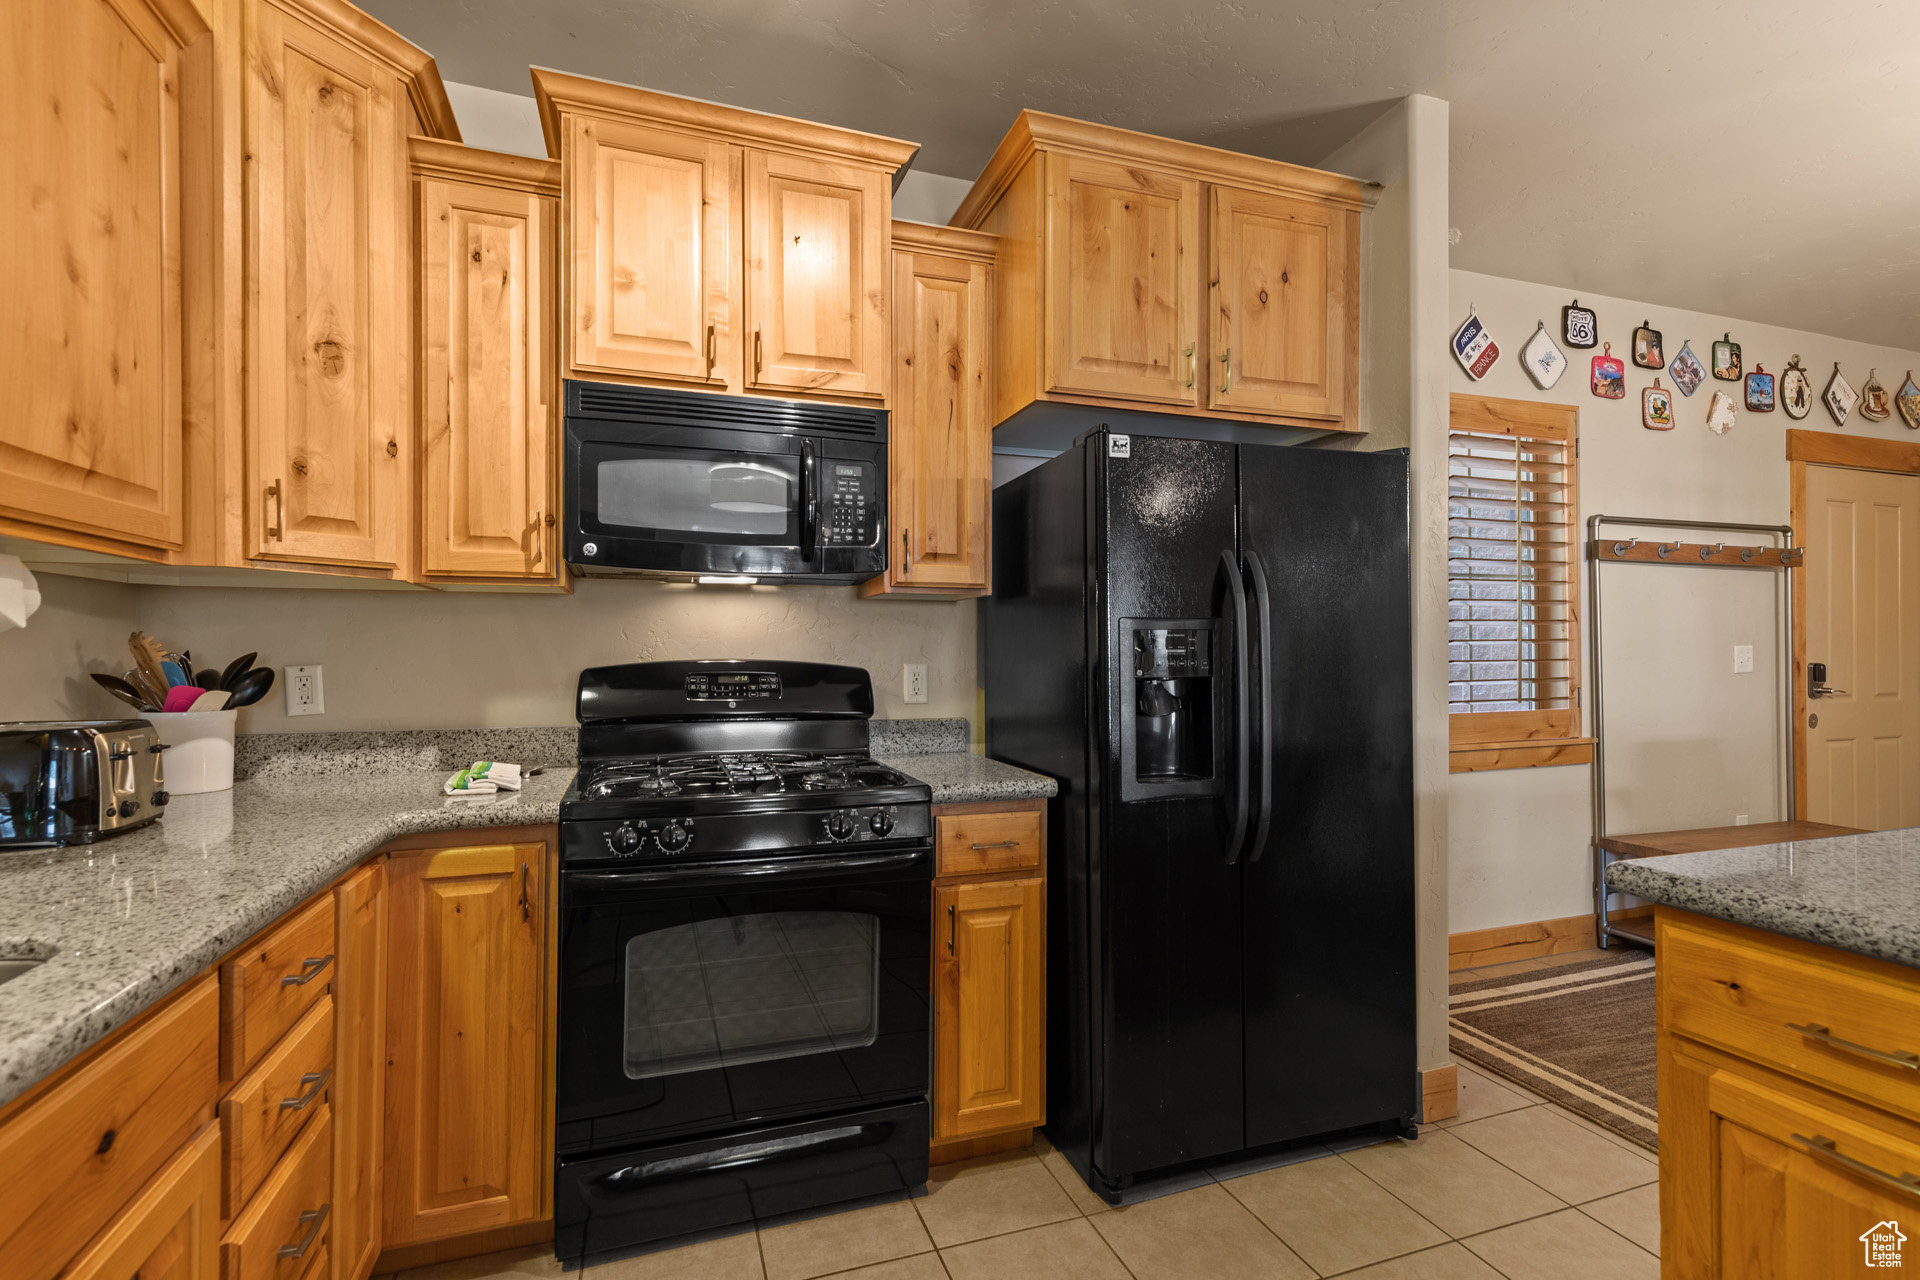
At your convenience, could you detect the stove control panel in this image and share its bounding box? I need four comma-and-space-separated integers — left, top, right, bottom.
821, 806, 904, 843
683, 671, 782, 701
603, 818, 697, 857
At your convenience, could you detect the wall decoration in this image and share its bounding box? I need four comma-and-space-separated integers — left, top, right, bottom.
1562, 299, 1599, 349
1522, 321, 1569, 389
1643, 378, 1674, 430
1823, 363, 1858, 425
1897, 371, 1920, 430
1744, 365, 1776, 412
1631, 321, 1664, 369
1859, 369, 1891, 421
1590, 344, 1625, 399
1781, 356, 1813, 419
1452, 306, 1500, 380
1705, 389, 1738, 435
1711, 332, 1742, 381
1670, 340, 1708, 396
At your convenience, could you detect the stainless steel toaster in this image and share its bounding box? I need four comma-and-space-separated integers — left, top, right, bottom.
0, 720, 169, 847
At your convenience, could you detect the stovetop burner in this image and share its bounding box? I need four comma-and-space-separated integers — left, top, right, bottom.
579, 751, 911, 801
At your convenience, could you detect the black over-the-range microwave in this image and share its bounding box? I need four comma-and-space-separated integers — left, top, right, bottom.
563, 380, 888, 583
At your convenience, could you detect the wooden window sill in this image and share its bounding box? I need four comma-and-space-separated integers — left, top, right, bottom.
1449, 738, 1596, 773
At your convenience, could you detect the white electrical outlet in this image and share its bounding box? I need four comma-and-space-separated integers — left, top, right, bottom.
902, 663, 928, 704
285, 665, 324, 716
1735, 814, 1750, 825
1732, 645, 1754, 674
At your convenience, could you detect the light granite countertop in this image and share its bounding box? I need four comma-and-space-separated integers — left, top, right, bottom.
1604, 827, 1920, 969
878, 752, 1057, 804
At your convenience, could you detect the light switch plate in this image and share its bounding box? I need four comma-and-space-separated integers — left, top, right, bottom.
1732, 645, 1754, 674
902, 664, 928, 704
285, 665, 324, 716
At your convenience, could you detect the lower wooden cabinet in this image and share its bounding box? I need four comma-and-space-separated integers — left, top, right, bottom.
63, 1123, 224, 1280
382, 841, 551, 1247
333, 861, 387, 1280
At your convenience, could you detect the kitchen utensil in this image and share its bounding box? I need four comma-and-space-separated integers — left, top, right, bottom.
220, 652, 257, 690
194, 668, 223, 690
90, 673, 153, 712
223, 667, 275, 709
124, 667, 167, 710
161, 659, 190, 688
189, 688, 232, 712
161, 685, 202, 713
129, 632, 172, 698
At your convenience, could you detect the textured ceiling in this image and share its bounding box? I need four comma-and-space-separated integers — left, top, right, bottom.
363, 0, 1920, 349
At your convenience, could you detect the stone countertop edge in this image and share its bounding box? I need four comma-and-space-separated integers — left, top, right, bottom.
1603, 830, 1920, 970
876, 751, 1057, 803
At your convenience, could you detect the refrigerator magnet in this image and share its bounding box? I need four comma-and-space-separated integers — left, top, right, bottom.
1859, 369, 1892, 421
1711, 332, 1743, 381
1562, 299, 1599, 349
1745, 365, 1776, 412
1522, 321, 1569, 390
1643, 378, 1674, 430
1590, 344, 1626, 399
1706, 389, 1738, 435
1897, 371, 1920, 430
1669, 340, 1708, 396
1631, 320, 1664, 369
1824, 363, 1858, 425
1781, 356, 1813, 419
1452, 306, 1500, 380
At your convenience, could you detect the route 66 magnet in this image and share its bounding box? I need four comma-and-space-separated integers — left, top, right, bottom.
1590, 344, 1625, 399
1452, 306, 1500, 380
1562, 299, 1599, 349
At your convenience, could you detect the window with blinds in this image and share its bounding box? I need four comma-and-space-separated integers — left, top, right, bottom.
1447, 395, 1581, 747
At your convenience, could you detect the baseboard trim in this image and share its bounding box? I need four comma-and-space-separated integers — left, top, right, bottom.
1449, 913, 1595, 970
373, 1219, 553, 1273
1420, 1064, 1459, 1123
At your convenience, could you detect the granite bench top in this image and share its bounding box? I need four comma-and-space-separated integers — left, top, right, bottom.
1604, 826, 1920, 969
877, 751, 1058, 804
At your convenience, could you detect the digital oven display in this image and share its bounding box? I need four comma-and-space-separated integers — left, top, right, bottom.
683, 671, 783, 701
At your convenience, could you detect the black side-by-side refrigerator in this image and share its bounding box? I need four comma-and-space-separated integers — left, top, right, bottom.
983, 429, 1415, 1201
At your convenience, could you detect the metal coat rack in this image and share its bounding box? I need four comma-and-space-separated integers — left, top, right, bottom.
1587, 514, 1801, 949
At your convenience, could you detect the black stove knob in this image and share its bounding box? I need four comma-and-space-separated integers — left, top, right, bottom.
869, 811, 894, 837
658, 821, 692, 853
825, 811, 856, 841
609, 823, 643, 855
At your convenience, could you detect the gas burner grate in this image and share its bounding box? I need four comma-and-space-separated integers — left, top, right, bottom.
582, 751, 879, 799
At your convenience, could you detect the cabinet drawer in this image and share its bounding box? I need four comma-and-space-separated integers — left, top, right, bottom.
221, 996, 335, 1216
222, 1104, 332, 1280
222, 895, 337, 1080
1661, 914, 1920, 1122
936, 810, 1042, 878
0, 975, 218, 1280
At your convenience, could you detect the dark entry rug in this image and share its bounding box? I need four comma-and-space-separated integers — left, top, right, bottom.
1450, 952, 1658, 1150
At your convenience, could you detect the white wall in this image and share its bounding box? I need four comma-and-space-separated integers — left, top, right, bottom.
1447, 268, 1920, 934
1, 574, 140, 721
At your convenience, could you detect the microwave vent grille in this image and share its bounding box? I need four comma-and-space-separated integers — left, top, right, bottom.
569, 382, 883, 439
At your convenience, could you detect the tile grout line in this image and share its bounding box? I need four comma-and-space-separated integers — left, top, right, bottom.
1443, 1105, 1660, 1206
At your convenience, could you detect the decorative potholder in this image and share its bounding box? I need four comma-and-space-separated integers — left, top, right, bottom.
1781, 356, 1813, 420
1562, 299, 1599, 349
1706, 389, 1738, 435
1452, 306, 1500, 381
1897, 371, 1920, 430
1590, 344, 1625, 399
1745, 365, 1776, 413
1643, 378, 1674, 430
1824, 363, 1858, 426
1711, 333, 1742, 381
1522, 321, 1569, 390
1859, 369, 1892, 421
1670, 340, 1708, 396
1631, 321, 1663, 369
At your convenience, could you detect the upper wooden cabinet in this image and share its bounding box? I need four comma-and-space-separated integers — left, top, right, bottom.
952, 111, 1366, 436
0, 0, 211, 557
860, 223, 994, 600
532, 68, 915, 407
411, 139, 563, 583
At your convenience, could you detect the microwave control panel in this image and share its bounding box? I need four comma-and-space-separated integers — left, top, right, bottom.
823, 461, 878, 547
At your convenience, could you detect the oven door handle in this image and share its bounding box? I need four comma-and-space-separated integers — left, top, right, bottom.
800, 440, 819, 562
571, 847, 928, 887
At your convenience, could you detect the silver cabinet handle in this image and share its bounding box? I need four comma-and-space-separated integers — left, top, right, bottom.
970, 840, 1020, 850
279, 1068, 332, 1112
276, 1204, 331, 1259
1788, 1022, 1920, 1070
281, 955, 334, 987
1794, 1134, 1920, 1200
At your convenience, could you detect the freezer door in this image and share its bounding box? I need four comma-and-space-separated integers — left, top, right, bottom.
1237, 445, 1416, 1147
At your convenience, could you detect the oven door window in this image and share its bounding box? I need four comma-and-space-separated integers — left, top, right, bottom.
584, 444, 801, 546
623, 911, 879, 1080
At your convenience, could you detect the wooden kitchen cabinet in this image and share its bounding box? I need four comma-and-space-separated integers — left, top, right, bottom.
0, 0, 211, 558
860, 223, 994, 599
63, 1123, 224, 1280
533, 68, 915, 407
383, 841, 550, 1246
952, 111, 1365, 437
332, 860, 386, 1280
412, 139, 564, 584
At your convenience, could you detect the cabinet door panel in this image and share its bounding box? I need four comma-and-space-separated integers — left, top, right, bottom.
933, 877, 1044, 1141
246, 2, 407, 567
63, 1123, 222, 1280
1209, 186, 1351, 421
747, 152, 888, 399
1, 0, 199, 549
384, 844, 545, 1246
568, 116, 737, 388
1044, 154, 1198, 405
890, 249, 989, 590
419, 177, 556, 577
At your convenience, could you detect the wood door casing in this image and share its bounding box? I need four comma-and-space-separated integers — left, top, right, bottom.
383, 844, 546, 1247
1208, 185, 1353, 421
746, 151, 889, 400
1, 0, 206, 550
1802, 464, 1920, 830
333, 862, 386, 1280
933, 877, 1045, 1142
245, 0, 409, 568
566, 116, 738, 389
1043, 153, 1199, 405
62, 1123, 222, 1280
891, 247, 990, 590
418, 175, 556, 578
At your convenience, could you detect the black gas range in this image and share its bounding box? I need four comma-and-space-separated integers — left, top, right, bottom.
554, 661, 933, 1268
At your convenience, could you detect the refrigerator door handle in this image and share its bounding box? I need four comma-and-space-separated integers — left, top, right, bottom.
1220, 549, 1250, 864
1243, 548, 1275, 863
